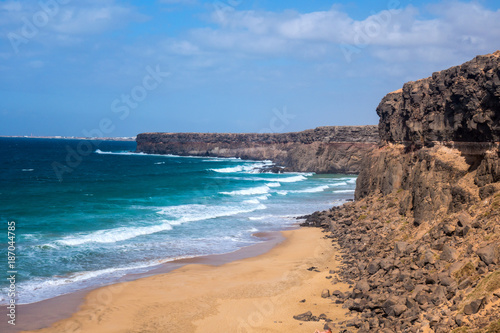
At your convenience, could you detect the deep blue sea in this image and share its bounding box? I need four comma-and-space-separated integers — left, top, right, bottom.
0, 137, 356, 305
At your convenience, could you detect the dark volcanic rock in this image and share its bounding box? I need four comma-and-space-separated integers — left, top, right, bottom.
477, 244, 499, 265
464, 298, 485, 315
377, 51, 500, 144
325, 52, 500, 333
293, 311, 313, 321
440, 245, 458, 262
136, 126, 379, 174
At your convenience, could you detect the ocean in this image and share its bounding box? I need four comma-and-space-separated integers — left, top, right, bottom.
0, 137, 356, 305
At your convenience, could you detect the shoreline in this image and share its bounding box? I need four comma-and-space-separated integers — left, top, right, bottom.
1, 230, 287, 333
9, 227, 350, 333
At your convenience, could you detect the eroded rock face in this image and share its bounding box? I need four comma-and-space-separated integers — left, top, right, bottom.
355, 144, 475, 225
310, 51, 500, 333
357, 51, 500, 223
136, 126, 378, 174
378, 51, 500, 144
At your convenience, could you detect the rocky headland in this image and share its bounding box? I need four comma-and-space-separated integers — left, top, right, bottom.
302, 51, 500, 333
136, 126, 378, 174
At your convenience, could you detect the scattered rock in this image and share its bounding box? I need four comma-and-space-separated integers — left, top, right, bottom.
463, 298, 485, 315
440, 245, 458, 262
422, 250, 437, 265
293, 311, 312, 321
367, 261, 380, 275
307, 266, 320, 272
321, 289, 330, 298
477, 244, 498, 265
443, 223, 456, 236
354, 279, 370, 293
317, 51, 500, 333
455, 313, 464, 326
395, 241, 409, 256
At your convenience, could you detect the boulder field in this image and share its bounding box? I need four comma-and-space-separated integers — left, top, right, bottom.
303, 51, 500, 332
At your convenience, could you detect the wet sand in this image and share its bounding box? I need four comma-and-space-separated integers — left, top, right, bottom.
12, 228, 350, 333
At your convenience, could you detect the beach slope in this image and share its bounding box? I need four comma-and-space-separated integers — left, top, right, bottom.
23, 228, 349, 333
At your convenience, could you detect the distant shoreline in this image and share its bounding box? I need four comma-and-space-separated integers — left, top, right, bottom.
0, 136, 136, 141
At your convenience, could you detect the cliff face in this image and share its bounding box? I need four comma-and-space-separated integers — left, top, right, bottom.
378, 51, 500, 144
357, 51, 500, 224
331, 52, 500, 332
136, 126, 378, 174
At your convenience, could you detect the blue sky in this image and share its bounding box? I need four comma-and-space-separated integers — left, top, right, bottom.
1, 0, 499, 136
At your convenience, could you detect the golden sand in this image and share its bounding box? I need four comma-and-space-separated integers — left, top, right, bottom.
23, 228, 350, 333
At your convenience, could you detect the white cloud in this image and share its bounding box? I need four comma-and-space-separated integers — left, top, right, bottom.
174, 1, 500, 64
0, 0, 147, 40
50, 5, 146, 35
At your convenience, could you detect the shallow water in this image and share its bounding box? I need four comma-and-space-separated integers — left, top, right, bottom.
0, 137, 356, 304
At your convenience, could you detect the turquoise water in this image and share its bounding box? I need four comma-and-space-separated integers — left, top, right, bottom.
0, 137, 356, 304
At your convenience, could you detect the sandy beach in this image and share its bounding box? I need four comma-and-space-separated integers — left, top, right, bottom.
19, 228, 350, 333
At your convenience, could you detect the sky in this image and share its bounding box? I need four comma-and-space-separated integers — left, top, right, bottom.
0, 0, 499, 137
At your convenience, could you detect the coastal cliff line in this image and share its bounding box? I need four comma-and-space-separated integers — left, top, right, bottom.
302, 51, 500, 333
357, 51, 500, 225
136, 125, 378, 174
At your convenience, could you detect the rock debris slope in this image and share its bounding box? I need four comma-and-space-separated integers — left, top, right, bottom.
303, 51, 500, 333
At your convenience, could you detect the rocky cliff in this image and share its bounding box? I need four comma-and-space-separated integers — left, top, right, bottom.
377, 51, 500, 145
136, 126, 378, 174
301, 52, 500, 333
357, 51, 500, 224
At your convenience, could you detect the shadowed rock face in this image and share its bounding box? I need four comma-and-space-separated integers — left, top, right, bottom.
378, 51, 500, 144
357, 51, 500, 224
305, 51, 500, 333
136, 126, 378, 174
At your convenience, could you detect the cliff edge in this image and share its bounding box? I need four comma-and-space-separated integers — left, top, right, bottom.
302, 51, 500, 333
377, 50, 500, 144
136, 126, 378, 174
357, 51, 500, 223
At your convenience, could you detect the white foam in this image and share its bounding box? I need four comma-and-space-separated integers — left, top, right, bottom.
248, 214, 275, 221
330, 181, 348, 187
22, 168, 34, 172
266, 175, 307, 183
290, 185, 330, 193
266, 182, 281, 187
201, 157, 242, 162
243, 198, 261, 205
56, 201, 268, 247
276, 190, 288, 195
220, 185, 271, 196
57, 222, 174, 246
210, 161, 273, 174
156, 203, 267, 224
36, 243, 59, 250
221, 174, 308, 183
11, 257, 187, 305
210, 165, 250, 173
95, 149, 147, 156
345, 177, 357, 184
